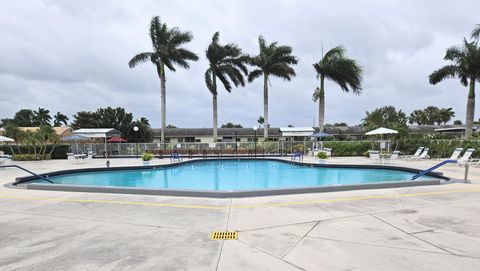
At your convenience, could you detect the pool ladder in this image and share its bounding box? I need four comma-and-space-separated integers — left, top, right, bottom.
410, 159, 456, 180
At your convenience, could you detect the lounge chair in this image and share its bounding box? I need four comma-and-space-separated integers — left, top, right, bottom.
406, 147, 424, 159
449, 148, 464, 160
411, 148, 430, 160
322, 148, 332, 157
457, 148, 475, 166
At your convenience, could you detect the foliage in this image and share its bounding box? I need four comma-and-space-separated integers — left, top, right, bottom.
12, 154, 51, 161
317, 152, 328, 159
398, 138, 480, 158
71, 107, 152, 142
362, 106, 408, 134
142, 152, 155, 161
53, 112, 69, 126
166, 124, 177, 128
33, 108, 52, 125
257, 115, 264, 126
472, 24, 480, 40
221, 122, 243, 128
454, 120, 463, 125
0, 144, 69, 159
408, 106, 455, 125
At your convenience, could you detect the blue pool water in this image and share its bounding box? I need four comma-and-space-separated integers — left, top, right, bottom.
32, 160, 437, 191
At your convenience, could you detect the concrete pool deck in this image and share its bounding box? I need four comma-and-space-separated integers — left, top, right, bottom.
1, 157, 480, 270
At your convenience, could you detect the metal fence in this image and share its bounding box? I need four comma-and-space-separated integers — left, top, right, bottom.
69, 141, 321, 157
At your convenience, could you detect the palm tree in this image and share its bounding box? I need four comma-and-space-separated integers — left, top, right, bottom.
313, 45, 363, 132
429, 39, 480, 139
439, 108, 455, 125
128, 16, 198, 143
248, 36, 298, 139
205, 32, 248, 141
33, 108, 52, 126
472, 24, 480, 40
53, 112, 69, 127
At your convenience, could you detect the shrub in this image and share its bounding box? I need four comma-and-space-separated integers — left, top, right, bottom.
142, 152, 155, 161
0, 144, 69, 159
12, 154, 51, 161
317, 152, 328, 159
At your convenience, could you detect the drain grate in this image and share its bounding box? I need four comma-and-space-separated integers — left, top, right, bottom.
210, 231, 238, 240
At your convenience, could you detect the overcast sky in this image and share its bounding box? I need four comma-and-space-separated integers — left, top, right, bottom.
1, 0, 479, 128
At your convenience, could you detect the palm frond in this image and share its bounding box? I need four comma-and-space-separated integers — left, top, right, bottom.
472, 24, 480, 40
248, 69, 263, 82
204, 69, 215, 95
128, 52, 154, 68
429, 65, 459, 85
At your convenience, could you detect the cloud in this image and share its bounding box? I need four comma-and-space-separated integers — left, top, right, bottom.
0, 0, 478, 128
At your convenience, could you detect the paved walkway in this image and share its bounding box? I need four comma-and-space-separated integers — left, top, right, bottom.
1, 157, 480, 270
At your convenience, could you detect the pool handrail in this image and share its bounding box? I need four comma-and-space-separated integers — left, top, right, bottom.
2, 164, 54, 184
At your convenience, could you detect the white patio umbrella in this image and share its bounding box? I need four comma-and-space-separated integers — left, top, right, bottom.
365, 127, 398, 154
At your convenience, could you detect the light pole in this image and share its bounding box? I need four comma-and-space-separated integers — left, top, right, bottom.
234, 131, 238, 157
133, 126, 139, 159
253, 126, 258, 158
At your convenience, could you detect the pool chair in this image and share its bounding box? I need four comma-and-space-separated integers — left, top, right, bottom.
448, 148, 464, 160
386, 150, 400, 164
411, 148, 430, 160
368, 150, 380, 163
457, 148, 476, 166
406, 147, 424, 159
322, 148, 332, 157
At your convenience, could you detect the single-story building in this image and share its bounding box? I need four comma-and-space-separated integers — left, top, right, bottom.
18, 126, 73, 138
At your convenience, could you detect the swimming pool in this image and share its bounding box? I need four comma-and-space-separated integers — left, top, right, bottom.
17, 159, 444, 197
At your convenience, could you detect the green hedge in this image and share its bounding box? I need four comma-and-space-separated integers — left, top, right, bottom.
12, 154, 51, 161
322, 141, 373, 156
397, 139, 480, 158
0, 144, 69, 159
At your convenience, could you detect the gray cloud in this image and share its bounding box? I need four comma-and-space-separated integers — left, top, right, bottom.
0, 0, 478, 128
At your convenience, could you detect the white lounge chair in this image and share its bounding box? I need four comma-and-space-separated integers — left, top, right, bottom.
449, 148, 464, 160
406, 147, 424, 159
457, 148, 475, 166
411, 148, 430, 160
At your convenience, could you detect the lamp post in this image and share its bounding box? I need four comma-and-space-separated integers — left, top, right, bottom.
133, 126, 139, 159
253, 126, 258, 158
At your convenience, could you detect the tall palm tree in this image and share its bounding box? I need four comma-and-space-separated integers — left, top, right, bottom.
205, 32, 248, 141
313, 45, 363, 132
128, 16, 198, 143
472, 24, 480, 40
429, 39, 480, 139
439, 108, 455, 125
248, 36, 297, 139
53, 112, 69, 127
33, 108, 52, 126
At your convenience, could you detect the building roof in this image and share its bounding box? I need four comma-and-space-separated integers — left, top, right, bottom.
152, 128, 281, 137
18, 126, 72, 136
72, 128, 121, 138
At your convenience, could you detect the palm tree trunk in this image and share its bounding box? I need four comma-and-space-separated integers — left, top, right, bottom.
465, 78, 476, 139
212, 74, 218, 142
263, 74, 269, 140
318, 76, 325, 131
158, 63, 166, 144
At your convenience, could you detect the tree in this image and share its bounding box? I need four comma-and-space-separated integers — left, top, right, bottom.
409, 110, 427, 125
166, 124, 177, 128
205, 32, 248, 141
53, 112, 69, 127
287, 124, 294, 127
221, 122, 243, 128
257, 115, 264, 127
13, 109, 35, 126
248, 36, 298, 139
454, 120, 463, 125
333, 122, 348, 127
429, 39, 480, 139
33, 108, 52, 126
362, 106, 408, 134
472, 24, 480, 40
71, 111, 101, 129
128, 16, 198, 144
127, 118, 152, 143
313, 45, 363, 132
439, 107, 455, 124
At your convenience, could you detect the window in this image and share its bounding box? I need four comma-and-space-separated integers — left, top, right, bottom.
184, 137, 195, 142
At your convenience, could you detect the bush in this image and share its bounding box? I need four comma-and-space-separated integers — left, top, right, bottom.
12, 154, 51, 161
142, 152, 155, 161
317, 152, 328, 159
398, 139, 480, 158
0, 144, 69, 159
322, 141, 373, 156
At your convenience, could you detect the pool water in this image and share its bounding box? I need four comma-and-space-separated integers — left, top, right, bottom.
33, 160, 437, 191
